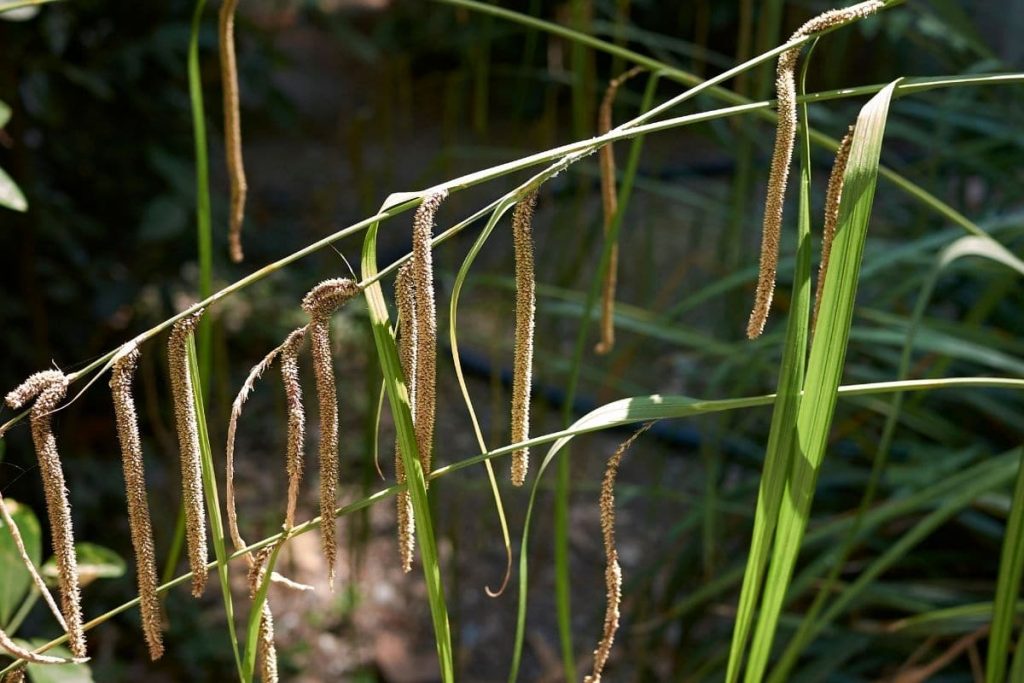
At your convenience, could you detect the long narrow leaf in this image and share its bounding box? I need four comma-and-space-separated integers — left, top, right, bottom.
743, 79, 901, 682
361, 193, 455, 682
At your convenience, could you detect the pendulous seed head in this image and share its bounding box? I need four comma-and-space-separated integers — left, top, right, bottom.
167, 310, 209, 598
280, 327, 307, 531
583, 422, 654, 683
410, 190, 448, 482
6, 370, 87, 659
510, 191, 538, 487
813, 125, 856, 331
248, 546, 279, 683
302, 278, 361, 588
394, 263, 418, 571
747, 0, 883, 340
110, 346, 165, 660
596, 66, 645, 356
219, 0, 247, 263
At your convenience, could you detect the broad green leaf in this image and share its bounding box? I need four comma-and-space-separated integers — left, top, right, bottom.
743, 80, 901, 682
0, 165, 28, 212
0, 499, 41, 626
725, 40, 815, 683
23, 641, 93, 683
41, 543, 125, 588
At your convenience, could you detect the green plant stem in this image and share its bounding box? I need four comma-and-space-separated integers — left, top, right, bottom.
2, 376, 1023, 675
187, 338, 243, 680
363, 195, 455, 682
188, 0, 214, 390
4, 589, 39, 636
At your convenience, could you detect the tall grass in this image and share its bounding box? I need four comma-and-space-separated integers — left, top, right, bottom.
2, 1, 1024, 680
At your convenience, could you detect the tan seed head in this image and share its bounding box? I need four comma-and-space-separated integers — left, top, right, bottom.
301, 278, 361, 588
747, 0, 883, 339
167, 310, 209, 597
584, 422, 653, 683
110, 346, 165, 660
813, 125, 856, 330
510, 191, 538, 487
596, 66, 644, 355
219, 0, 247, 263
6, 370, 86, 659
394, 263, 418, 571
410, 190, 448, 481
280, 327, 307, 531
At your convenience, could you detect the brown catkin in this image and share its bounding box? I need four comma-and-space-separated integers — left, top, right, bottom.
596, 66, 644, 355
247, 546, 279, 683
510, 191, 538, 487
747, 0, 884, 340
301, 278, 361, 588
167, 310, 208, 597
394, 263, 418, 571
110, 346, 164, 661
0, 492, 66, 631
410, 190, 447, 481
583, 422, 654, 683
280, 327, 307, 531
5, 371, 86, 659
3, 667, 25, 682
812, 125, 856, 330
219, 0, 247, 263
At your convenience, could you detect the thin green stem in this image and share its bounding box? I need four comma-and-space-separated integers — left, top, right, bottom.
188, 0, 214, 389
187, 338, 243, 680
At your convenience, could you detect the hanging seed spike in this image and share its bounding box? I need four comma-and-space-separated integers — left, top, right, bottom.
248, 546, 279, 683
813, 125, 856, 331
219, 0, 246, 263
309, 316, 339, 587
746, 46, 798, 341
596, 66, 645, 356
168, 311, 209, 598
301, 278, 360, 588
410, 189, 448, 481
747, 0, 884, 340
110, 347, 165, 661
3, 667, 25, 683
583, 422, 654, 683
0, 491, 67, 632
510, 191, 538, 487
257, 600, 279, 683
280, 327, 307, 531
5, 371, 86, 659
394, 263, 418, 571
